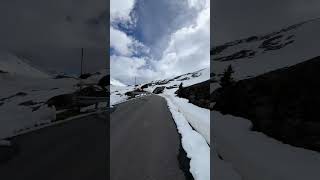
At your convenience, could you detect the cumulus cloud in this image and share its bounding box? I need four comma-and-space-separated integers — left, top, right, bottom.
110, 0, 136, 24
110, 27, 133, 56
110, 0, 210, 85
156, 0, 210, 77
110, 55, 158, 84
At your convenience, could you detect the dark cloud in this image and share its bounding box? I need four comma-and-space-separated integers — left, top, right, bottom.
0, 0, 108, 74
211, 0, 320, 45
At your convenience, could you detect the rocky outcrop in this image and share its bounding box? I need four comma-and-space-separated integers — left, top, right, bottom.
153, 86, 165, 94
46, 85, 107, 110
79, 73, 92, 79
46, 94, 75, 110
212, 56, 320, 151
176, 80, 210, 109
76, 86, 108, 97
98, 75, 109, 88
211, 20, 308, 62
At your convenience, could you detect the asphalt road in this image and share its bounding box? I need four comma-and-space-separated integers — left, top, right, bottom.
0, 112, 108, 180
110, 95, 187, 180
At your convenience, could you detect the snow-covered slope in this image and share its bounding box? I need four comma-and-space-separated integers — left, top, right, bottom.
211, 19, 320, 180
211, 18, 320, 86
110, 85, 134, 106
145, 67, 209, 92
110, 78, 126, 87
0, 52, 50, 78
0, 53, 107, 139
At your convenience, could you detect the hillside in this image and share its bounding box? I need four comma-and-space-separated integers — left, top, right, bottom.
211, 18, 320, 90
211, 19, 320, 180
0, 53, 107, 139
0, 52, 50, 79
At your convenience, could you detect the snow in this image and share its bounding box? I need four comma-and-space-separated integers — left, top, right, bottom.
211, 19, 320, 180
212, 19, 320, 82
110, 85, 134, 106
0, 76, 71, 139
0, 104, 56, 139
143, 68, 210, 144
0, 52, 107, 140
162, 94, 210, 180
145, 68, 210, 93
163, 92, 210, 144
81, 70, 107, 85
0, 140, 11, 146
143, 67, 211, 180
110, 67, 211, 179
212, 148, 242, 180
0, 52, 50, 78
110, 78, 126, 87
110, 76, 135, 106
212, 110, 320, 180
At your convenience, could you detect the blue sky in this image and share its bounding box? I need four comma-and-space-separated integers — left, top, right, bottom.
110, 0, 210, 85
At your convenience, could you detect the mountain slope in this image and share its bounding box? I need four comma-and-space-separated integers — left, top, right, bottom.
0, 52, 50, 78
211, 18, 320, 86
211, 18, 320, 180
144, 68, 210, 92
110, 78, 126, 87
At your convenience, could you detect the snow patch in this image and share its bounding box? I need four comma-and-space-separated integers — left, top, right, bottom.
162, 94, 210, 180
111, 78, 126, 87
212, 110, 320, 180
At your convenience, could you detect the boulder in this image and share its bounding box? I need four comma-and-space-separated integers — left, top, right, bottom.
153, 86, 165, 94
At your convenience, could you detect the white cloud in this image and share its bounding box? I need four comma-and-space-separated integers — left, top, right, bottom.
110, 55, 158, 85
110, 0, 210, 85
155, 0, 210, 77
187, 0, 207, 10
110, 27, 132, 56
110, 0, 135, 22
110, 26, 149, 56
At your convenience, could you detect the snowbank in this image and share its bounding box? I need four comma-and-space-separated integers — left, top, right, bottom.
163, 95, 210, 180
212, 110, 320, 180
162, 93, 210, 144
110, 84, 135, 106
212, 148, 242, 180
0, 104, 56, 139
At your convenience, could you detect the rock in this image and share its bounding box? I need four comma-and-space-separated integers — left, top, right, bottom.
153, 86, 165, 94
176, 80, 210, 109
98, 75, 109, 87
46, 94, 75, 110
76, 86, 108, 97
141, 83, 151, 89
79, 73, 92, 79
166, 85, 178, 89
19, 100, 39, 106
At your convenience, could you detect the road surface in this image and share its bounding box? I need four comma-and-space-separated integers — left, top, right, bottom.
110, 95, 188, 180
0, 112, 108, 180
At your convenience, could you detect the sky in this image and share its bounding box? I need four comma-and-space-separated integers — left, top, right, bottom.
0, 0, 108, 74
212, 0, 320, 45
110, 0, 210, 85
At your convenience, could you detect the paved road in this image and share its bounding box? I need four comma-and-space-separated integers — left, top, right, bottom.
110, 95, 187, 180
0, 112, 108, 180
